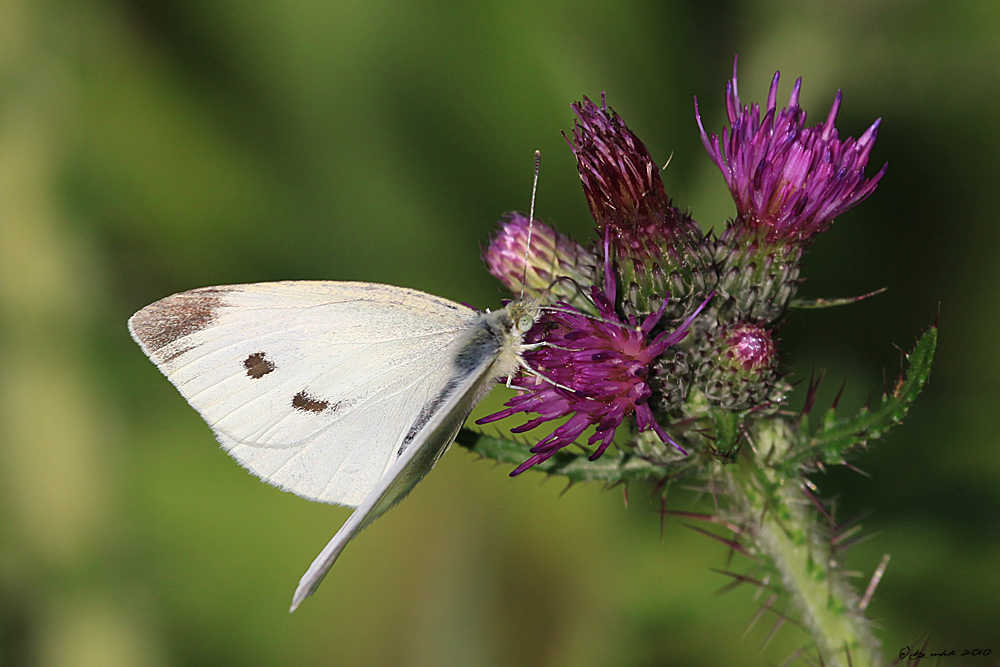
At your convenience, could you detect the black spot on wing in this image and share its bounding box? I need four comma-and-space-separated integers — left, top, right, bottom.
244, 352, 276, 379
292, 391, 329, 413
290, 392, 357, 415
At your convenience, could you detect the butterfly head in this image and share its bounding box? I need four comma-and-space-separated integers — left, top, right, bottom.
506, 298, 541, 335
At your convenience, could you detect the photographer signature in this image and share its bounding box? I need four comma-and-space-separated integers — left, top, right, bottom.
899, 646, 992, 660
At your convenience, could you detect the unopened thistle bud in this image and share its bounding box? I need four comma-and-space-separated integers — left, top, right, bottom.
567, 95, 713, 319
483, 213, 598, 313
694, 322, 778, 411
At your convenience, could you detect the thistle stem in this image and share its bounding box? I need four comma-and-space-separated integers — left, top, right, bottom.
730, 418, 882, 666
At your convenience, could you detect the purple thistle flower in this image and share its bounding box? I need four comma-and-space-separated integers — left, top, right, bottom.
695, 57, 887, 243
478, 235, 710, 476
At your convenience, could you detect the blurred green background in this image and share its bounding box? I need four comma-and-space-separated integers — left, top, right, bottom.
1, 0, 997, 665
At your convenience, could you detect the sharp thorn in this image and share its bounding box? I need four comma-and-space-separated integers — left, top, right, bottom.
802, 368, 824, 415
831, 523, 865, 547
709, 568, 768, 589
759, 617, 786, 654
778, 647, 807, 667
742, 592, 777, 638
838, 529, 882, 552
832, 378, 847, 411
842, 461, 871, 478
653, 475, 670, 494
801, 484, 833, 524
712, 579, 747, 597
838, 509, 873, 533
859, 553, 890, 611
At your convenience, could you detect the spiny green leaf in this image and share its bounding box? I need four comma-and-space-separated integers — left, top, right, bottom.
455, 429, 670, 484
783, 325, 937, 472
789, 288, 886, 309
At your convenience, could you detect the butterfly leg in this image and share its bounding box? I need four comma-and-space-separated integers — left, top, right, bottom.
521, 341, 573, 352
515, 358, 575, 392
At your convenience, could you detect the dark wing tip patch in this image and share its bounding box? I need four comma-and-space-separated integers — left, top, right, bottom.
129, 288, 229, 358
292, 391, 329, 413
244, 352, 276, 379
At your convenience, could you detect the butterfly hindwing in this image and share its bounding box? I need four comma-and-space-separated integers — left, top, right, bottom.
128, 280, 481, 506
289, 314, 507, 610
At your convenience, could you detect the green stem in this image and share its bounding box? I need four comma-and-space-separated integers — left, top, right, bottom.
734, 418, 882, 666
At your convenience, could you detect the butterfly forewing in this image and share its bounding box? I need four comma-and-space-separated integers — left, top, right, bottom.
129, 280, 480, 506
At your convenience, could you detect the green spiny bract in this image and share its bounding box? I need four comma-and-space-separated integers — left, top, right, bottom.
649, 347, 691, 414
711, 227, 803, 324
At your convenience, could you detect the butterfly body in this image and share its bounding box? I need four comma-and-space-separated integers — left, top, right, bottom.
129, 280, 536, 610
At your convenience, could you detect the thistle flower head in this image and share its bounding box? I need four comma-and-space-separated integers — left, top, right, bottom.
483, 213, 597, 312
567, 94, 710, 316
568, 95, 699, 256
696, 58, 887, 243
478, 236, 709, 475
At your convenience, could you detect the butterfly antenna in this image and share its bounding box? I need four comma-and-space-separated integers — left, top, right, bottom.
539, 305, 630, 329
536, 275, 586, 304
519, 150, 542, 301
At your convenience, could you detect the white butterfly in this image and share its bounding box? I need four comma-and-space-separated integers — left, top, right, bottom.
129, 280, 539, 611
